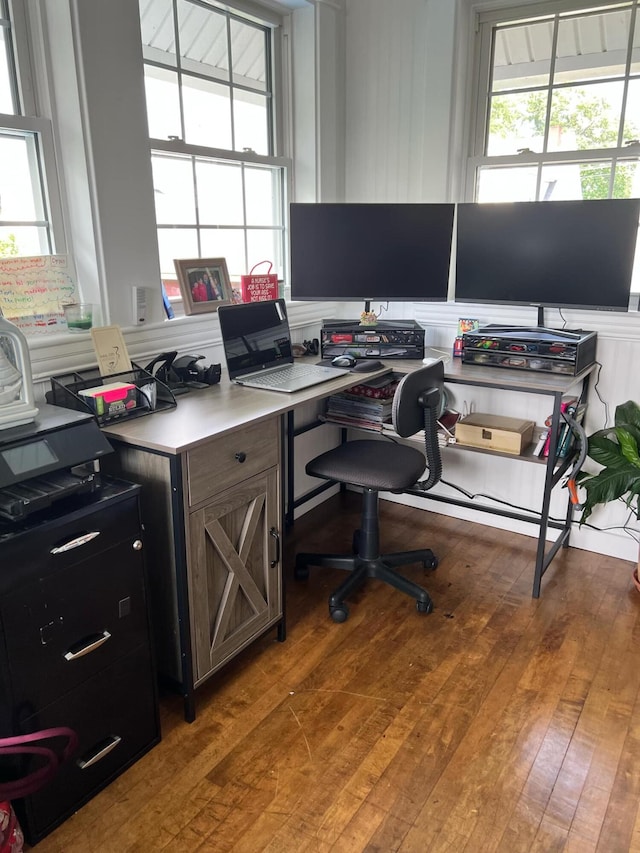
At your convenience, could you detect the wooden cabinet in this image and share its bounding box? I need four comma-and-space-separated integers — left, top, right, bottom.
188, 468, 280, 683
0, 479, 159, 845
104, 410, 284, 720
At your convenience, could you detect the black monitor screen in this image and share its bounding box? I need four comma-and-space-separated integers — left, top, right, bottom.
289, 202, 454, 302
455, 198, 640, 311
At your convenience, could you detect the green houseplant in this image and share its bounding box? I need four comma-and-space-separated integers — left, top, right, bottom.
578, 401, 640, 588
579, 400, 640, 524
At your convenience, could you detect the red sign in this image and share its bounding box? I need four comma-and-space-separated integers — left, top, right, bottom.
241, 261, 278, 302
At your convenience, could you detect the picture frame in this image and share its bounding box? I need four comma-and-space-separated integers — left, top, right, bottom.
174, 258, 233, 315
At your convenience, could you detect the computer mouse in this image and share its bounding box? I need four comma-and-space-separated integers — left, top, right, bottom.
331, 355, 357, 368
352, 359, 384, 373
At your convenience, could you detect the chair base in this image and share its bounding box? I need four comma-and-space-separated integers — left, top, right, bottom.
294, 548, 437, 622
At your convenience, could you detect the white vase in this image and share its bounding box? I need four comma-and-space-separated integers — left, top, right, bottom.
0, 310, 38, 429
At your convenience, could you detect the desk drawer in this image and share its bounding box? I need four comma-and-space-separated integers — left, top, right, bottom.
186, 417, 279, 506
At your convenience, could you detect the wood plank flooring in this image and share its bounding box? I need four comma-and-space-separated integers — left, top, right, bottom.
30, 495, 640, 852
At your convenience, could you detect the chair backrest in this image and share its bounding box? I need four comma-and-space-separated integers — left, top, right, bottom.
392, 361, 444, 490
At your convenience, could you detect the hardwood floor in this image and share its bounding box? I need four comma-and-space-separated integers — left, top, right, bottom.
31, 494, 640, 852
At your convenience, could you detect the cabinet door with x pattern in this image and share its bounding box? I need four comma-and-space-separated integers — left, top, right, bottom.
187, 467, 281, 684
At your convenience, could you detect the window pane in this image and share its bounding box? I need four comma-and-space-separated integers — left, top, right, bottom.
139, 0, 177, 68
200, 228, 245, 277
555, 9, 632, 85
540, 162, 613, 199
487, 91, 548, 156
631, 7, 640, 74
183, 74, 232, 148
144, 66, 182, 139
195, 160, 243, 225
492, 21, 553, 93
613, 158, 640, 198
0, 226, 49, 257
0, 26, 14, 113
547, 81, 624, 151
152, 155, 195, 224
247, 230, 283, 277
0, 133, 45, 220
230, 19, 267, 93
477, 165, 539, 202
157, 227, 198, 278
178, 0, 229, 82
623, 78, 640, 143
234, 90, 269, 155
245, 167, 281, 226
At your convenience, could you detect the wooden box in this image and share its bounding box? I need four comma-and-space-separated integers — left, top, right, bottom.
455, 413, 535, 455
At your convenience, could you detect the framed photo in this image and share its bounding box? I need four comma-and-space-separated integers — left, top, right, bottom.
174, 258, 233, 315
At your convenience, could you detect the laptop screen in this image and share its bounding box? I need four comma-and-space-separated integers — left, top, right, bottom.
218, 299, 294, 380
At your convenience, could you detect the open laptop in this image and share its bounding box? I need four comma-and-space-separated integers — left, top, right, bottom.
218, 299, 349, 392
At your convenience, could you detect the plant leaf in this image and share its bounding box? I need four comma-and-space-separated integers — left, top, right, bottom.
615, 400, 640, 430
588, 435, 630, 469
616, 427, 640, 467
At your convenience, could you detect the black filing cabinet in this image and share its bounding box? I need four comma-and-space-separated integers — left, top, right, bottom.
0, 477, 160, 845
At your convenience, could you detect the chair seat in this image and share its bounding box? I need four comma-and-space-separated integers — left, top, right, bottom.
306, 439, 427, 491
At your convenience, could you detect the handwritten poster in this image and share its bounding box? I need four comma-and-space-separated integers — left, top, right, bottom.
0, 255, 78, 334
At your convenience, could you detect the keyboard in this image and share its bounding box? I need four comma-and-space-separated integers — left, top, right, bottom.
245, 365, 323, 385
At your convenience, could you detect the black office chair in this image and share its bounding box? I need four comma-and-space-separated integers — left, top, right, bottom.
295, 362, 445, 622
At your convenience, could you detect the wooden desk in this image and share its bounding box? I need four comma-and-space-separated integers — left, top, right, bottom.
100, 366, 390, 721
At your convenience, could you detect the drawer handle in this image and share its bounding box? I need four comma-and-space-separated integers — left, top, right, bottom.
64, 631, 111, 661
270, 526, 280, 568
76, 735, 122, 770
50, 531, 101, 555
235, 451, 247, 463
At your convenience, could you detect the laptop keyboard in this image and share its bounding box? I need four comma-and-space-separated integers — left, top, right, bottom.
247, 364, 325, 386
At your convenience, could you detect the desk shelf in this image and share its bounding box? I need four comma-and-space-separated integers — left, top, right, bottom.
292, 358, 595, 598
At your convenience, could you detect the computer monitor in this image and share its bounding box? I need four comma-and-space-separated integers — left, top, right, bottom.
289, 202, 455, 313
454, 198, 640, 314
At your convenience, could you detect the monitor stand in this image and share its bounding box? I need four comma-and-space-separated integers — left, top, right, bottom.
480, 306, 582, 340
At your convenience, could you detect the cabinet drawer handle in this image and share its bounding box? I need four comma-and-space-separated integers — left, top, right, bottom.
76, 735, 122, 770
50, 531, 101, 554
64, 631, 111, 661
235, 451, 247, 463
270, 526, 280, 568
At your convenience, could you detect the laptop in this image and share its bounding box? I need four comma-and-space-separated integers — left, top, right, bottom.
218, 299, 349, 392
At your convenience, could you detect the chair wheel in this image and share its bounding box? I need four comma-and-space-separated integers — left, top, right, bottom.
330, 604, 349, 623
423, 556, 438, 570
416, 599, 433, 614
294, 557, 309, 581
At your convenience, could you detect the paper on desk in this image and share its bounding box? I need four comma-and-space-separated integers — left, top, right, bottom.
91, 325, 133, 376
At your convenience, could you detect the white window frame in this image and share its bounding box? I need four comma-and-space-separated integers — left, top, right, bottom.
140, 0, 291, 308
1, 1, 65, 252
466, 0, 640, 203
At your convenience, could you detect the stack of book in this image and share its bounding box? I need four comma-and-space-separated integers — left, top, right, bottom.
322, 373, 399, 431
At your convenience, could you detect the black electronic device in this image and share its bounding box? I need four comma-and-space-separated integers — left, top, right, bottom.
0, 404, 113, 525
455, 199, 640, 317
145, 351, 221, 390
320, 319, 425, 360
290, 202, 454, 313
461, 325, 597, 375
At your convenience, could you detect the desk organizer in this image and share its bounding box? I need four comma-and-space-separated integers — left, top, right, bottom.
47, 363, 177, 426
461, 326, 597, 375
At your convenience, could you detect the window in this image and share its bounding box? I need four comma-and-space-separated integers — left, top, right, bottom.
0, 2, 60, 261
468, 0, 640, 204
138, 0, 288, 303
